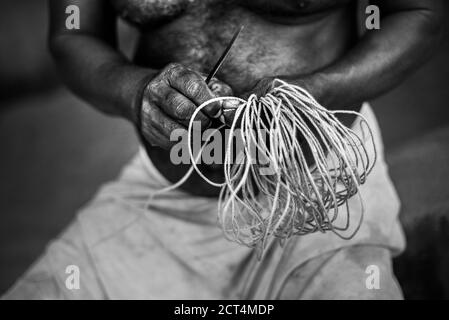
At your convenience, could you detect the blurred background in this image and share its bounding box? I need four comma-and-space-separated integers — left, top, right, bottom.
0, 0, 448, 299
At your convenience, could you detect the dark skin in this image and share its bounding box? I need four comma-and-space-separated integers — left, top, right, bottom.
49, 0, 444, 197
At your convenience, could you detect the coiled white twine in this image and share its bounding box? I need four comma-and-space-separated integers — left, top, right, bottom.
152, 79, 376, 253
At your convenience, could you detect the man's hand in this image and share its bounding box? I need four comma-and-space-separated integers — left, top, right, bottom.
139, 63, 233, 150
222, 76, 319, 125
240, 77, 277, 99
240, 76, 320, 99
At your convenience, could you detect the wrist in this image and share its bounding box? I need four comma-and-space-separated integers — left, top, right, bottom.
278, 72, 329, 105
109, 62, 156, 128
96, 60, 156, 125
129, 73, 154, 127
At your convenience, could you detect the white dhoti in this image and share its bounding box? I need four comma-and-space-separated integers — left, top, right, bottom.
2, 104, 405, 299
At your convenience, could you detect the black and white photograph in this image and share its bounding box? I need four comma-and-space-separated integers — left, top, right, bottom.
0, 0, 448, 304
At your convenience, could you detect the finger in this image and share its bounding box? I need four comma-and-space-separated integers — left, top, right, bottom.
166, 65, 222, 118
146, 75, 210, 129
208, 78, 234, 119
208, 78, 233, 97
222, 98, 241, 111
141, 99, 186, 148
145, 130, 173, 150
157, 86, 211, 129
222, 108, 236, 127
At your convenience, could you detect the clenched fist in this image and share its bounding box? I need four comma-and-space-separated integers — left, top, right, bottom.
138, 63, 233, 149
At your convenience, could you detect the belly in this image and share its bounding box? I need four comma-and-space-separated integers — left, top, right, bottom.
130, 3, 358, 196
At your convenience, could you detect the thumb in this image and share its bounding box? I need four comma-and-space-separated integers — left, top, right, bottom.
208, 78, 234, 97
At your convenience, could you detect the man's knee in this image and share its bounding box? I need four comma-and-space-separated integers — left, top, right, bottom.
279, 246, 403, 300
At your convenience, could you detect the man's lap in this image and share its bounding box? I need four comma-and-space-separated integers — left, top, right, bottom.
2, 104, 405, 299
278, 245, 402, 299
2, 219, 402, 299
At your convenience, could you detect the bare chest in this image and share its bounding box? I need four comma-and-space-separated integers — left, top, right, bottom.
111, 0, 353, 26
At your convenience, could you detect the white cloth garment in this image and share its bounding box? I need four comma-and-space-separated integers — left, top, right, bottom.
3, 103, 405, 299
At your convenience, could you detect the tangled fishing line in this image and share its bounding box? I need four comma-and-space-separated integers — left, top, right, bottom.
152, 79, 377, 252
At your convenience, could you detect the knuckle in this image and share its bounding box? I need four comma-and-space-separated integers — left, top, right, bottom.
141, 99, 152, 117
166, 92, 181, 107
174, 101, 193, 119
166, 62, 184, 78
185, 79, 203, 97
146, 82, 164, 102
166, 62, 180, 71
165, 121, 176, 134
159, 121, 173, 137
143, 105, 157, 124
147, 81, 160, 94
165, 92, 178, 106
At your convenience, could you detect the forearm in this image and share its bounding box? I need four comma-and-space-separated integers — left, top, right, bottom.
50, 34, 155, 123
289, 5, 444, 109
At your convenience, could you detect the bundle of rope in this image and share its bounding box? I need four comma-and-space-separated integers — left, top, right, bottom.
152, 79, 377, 253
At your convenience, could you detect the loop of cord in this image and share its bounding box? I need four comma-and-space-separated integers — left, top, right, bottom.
150, 79, 377, 253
